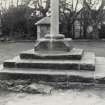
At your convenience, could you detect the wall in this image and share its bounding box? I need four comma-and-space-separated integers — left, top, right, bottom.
37, 24, 50, 40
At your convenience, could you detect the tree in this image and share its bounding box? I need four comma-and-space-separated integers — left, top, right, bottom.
59, 0, 105, 39
82, 0, 105, 39
1, 5, 36, 39
31, 0, 50, 17
1, 0, 49, 39
59, 0, 80, 38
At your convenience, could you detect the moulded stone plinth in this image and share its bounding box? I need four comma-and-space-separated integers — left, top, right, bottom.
45, 34, 65, 39
34, 38, 72, 52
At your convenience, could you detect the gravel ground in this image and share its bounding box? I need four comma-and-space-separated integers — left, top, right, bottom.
1, 88, 105, 105
0, 40, 105, 105
71, 40, 105, 57
0, 42, 35, 64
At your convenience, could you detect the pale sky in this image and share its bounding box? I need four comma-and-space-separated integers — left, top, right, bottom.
0, 0, 102, 11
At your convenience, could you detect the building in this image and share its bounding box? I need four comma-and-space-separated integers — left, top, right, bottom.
35, 16, 50, 40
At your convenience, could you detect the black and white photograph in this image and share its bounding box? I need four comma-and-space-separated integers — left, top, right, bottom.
0, 0, 105, 105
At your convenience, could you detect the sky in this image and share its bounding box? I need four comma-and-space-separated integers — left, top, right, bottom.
0, 0, 102, 11
0, 0, 21, 9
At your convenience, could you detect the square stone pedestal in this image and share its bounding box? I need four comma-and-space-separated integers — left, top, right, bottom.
1, 49, 105, 88
34, 38, 71, 52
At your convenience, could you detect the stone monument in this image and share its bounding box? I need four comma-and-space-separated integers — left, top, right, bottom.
34, 0, 71, 52
0, 0, 105, 88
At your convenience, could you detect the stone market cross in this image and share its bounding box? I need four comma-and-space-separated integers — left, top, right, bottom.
0, 0, 105, 90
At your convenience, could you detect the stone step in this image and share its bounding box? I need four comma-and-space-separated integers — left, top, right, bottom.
20, 48, 84, 60
3, 52, 95, 71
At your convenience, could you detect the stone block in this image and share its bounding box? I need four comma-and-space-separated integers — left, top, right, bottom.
34, 38, 71, 52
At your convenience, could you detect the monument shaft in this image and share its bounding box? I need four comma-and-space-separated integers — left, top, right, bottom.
50, 0, 59, 36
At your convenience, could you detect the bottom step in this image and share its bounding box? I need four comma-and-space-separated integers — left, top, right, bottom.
0, 65, 94, 83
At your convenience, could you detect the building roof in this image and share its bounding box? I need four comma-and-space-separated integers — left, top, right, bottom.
35, 16, 50, 25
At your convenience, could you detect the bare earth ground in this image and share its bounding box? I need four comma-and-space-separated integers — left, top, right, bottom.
0, 40, 105, 105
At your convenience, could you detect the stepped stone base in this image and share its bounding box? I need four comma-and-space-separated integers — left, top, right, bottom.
1, 57, 105, 86
3, 52, 95, 71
